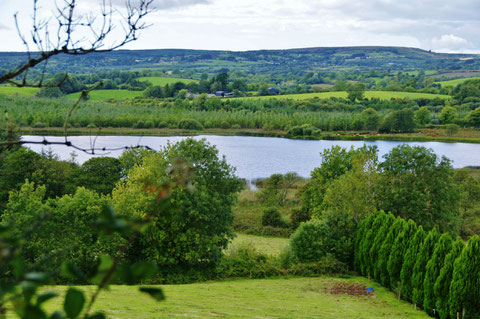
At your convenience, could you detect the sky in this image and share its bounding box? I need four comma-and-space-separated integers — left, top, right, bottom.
0, 0, 479, 53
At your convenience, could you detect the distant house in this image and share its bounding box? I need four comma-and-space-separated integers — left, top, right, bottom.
268, 87, 280, 95
215, 91, 234, 98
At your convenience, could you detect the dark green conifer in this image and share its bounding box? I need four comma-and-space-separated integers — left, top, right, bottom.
376, 217, 406, 287
387, 219, 417, 291
448, 235, 480, 319
353, 213, 375, 272
412, 228, 440, 308
434, 239, 464, 319
400, 226, 426, 302
423, 233, 453, 316
371, 213, 395, 281
359, 211, 385, 276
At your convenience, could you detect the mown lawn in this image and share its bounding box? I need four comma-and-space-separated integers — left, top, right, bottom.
67, 89, 144, 100
0, 86, 38, 97
34, 277, 429, 318
137, 76, 198, 86
230, 233, 289, 255
436, 77, 480, 87
240, 91, 450, 101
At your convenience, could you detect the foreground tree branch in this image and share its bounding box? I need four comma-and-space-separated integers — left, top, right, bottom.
0, 0, 154, 86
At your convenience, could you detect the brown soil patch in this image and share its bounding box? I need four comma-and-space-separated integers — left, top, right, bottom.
329, 282, 372, 296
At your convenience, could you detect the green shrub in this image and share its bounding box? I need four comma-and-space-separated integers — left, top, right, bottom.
157, 121, 168, 128
231, 124, 241, 129
445, 123, 460, 135
290, 219, 325, 263
144, 120, 154, 129
287, 254, 349, 276
32, 122, 46, 128
178, 118, 204, 130
261, 207, 287, 228
289, 207, 311, 229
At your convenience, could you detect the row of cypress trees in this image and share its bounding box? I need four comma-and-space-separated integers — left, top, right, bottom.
354, 211, 480, 319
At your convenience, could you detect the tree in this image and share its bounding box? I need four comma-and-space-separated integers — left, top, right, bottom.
143, 86, 164, 98
371, 213, 395, 282
346, 83, 366, 102
379, 108, 415, 133
423, 233, 453, 316
353, 213, 375, 272
467, 107, 480, 127
358, 211, 385, 276
434, 239, 464, 319
112, 138, 242, 269
448, 236, 480, 319
387, 219, 417, 292
73, 157, 122, 195
400, 226, 426, 302
361, 108, 380, 131
376, 217, 406, 287
290, 219, 326, 263
414, 106, 431, 126
377, 145, 460, 234
412, 228, 440, 308
439, 106, 458, 124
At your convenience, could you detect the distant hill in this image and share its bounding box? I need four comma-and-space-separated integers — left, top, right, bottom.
1, 46, 479, 75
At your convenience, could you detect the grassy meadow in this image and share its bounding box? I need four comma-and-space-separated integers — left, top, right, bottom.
240, 91, 450, 101
67, 89, 144, 101
0, 86, 38, 97
137, 76, 198, 86
230, 233, 289, 255
436, 77, 480, 87
33, 277, 429, 319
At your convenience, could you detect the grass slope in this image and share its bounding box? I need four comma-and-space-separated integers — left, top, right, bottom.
67, 89, 144, 101
240, 91, 450, 101
0, 86, 38, 97
137, 76, 198, 86
230, 233, 289, 255
436, 77, 480, 87
38, 278, 429, 318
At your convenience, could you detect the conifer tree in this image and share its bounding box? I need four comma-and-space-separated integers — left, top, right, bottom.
435, 239, 464, 319
371, 213, 395, 281
423, 233, 453, 316
359, 211, 385, 276
353, 213, 375, 272
377, 217, 406, 287
412, 228, 440, 308
387, 219, 417, 292
448, 235, 480, 319
400, 226, 426, 302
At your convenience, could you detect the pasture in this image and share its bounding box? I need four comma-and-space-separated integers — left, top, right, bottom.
240, 91, 450, 101
67, 89, 144, 101
137, 76, 198, 86
0, 86, 38, 97
436, 77, 480, 87
229, 233, 289, 255
35, 277, 429, 318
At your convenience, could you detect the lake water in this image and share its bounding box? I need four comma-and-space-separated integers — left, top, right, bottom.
22, 135, 480, 180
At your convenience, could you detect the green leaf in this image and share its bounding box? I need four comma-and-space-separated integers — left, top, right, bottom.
63, 288, 85, 319
85, 313, 106, 319
139, 287, 165, 301
61, 261, 85, 282
37, 291, 59, 305
24, 304, 47, 319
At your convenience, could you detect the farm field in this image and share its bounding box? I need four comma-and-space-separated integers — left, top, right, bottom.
240, 91, 450, 101
229, 233, 289, 255
137, 76, 198, 86
67, 89, 144, 101
0, 86, 38, 97
35, 277, 429, 319
436, 77, 480, 87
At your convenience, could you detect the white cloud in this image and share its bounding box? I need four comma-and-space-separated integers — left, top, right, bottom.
431, 34, 470, 52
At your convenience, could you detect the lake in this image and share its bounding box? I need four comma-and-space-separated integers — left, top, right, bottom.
22, 135, 480, 180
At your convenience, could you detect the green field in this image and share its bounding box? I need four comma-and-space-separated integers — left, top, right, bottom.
67, 89, 144, 101
230, 233, 289, 255
0, 86, 39, 97
240, 91, 450, 101
138, 76, 198, 86
32, 277, 428, 318
436, 77, 480, 87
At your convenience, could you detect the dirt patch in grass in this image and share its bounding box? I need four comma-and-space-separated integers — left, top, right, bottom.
329, 282, 373, 297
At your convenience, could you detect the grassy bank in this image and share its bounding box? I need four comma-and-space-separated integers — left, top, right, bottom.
33, 277, 429, 318
19, 127, 480, 144
239, 91, 450, 101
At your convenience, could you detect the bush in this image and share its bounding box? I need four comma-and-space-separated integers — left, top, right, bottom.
178, 119, 204, 130
32, 122, 46, 128
218, 243, 281, 279
157, 121, 168, 128
290, 207, 311, 229
262, 207, 287, 228
290, 219, 325, 263
287, 254, 349, 276
444, 123, 460, 135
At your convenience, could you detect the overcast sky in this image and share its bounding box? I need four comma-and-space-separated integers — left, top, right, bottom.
0, 0, 479, 53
